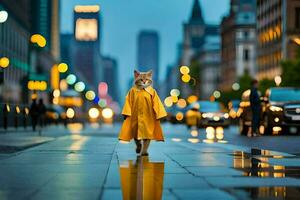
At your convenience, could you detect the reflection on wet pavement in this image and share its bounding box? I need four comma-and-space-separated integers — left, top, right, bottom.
119, 157, 164, 200
227, 187, 300, 199
232, 150, 300, 178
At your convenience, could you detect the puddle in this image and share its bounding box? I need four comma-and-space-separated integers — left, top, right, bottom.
231, 151, 300, 178
227, 187, 300, 199
119, 157, 165, 200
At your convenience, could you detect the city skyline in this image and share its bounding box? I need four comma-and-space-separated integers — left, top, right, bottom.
61, 0, 230, 96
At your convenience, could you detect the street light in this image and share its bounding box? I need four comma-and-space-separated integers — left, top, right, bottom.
0, 10, 8, 23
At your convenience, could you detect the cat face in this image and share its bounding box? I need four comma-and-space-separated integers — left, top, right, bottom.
134, 70, 153, 88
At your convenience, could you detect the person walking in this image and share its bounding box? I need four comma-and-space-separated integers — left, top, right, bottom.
249, 79, 261, 137
29, 99, 39, 131
37, 99, 46, 128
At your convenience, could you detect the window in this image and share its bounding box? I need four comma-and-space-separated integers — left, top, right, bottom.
243, 49, 249, 61
244, 31, 249, 39
296, 7, 300, 28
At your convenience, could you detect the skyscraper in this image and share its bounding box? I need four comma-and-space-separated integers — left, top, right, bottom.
72, 5, 102, 90
137, 31, 159, 84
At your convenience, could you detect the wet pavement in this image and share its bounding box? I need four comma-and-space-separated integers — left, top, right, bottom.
0, 123, 300, 199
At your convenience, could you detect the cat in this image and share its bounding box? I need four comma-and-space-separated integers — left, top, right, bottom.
134, 70, 153, 89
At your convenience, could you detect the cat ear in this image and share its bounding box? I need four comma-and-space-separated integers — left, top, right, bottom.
147, 70, 153, 77
134, 70, 140, 78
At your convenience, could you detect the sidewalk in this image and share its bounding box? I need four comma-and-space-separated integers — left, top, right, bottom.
0, 133, 300, 199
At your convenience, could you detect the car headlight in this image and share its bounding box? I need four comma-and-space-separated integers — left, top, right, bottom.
269, 106, 283, 112
223, 113, 229, 119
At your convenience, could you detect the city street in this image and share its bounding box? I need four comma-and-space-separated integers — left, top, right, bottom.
0, 123, 300, 200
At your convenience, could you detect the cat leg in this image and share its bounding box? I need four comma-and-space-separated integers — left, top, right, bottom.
141, 139, 151, 156
134, 139, 142, 154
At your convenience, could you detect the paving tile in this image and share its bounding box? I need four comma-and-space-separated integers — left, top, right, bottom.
101, 189, 122, 200
29, 188, 101, 200
172, 189, 236, 200
206, 177, 300, 188
186, 166, 244, 177
164, 174, 211, 189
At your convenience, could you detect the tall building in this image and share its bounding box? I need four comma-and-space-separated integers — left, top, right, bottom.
30, 0, 60, 102
72, 5, 102, 89
137, 31, 159, 84
0, 0, 31, 103
179, 0, 220, 97
102, 56, 119, 103
197, 35, 221, 99
219, 0, 256, 91
256, 0, 300, 80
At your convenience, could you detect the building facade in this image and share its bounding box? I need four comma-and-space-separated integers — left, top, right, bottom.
179, 0, 221, 98
220, 0, 256, 91
0, 0, 31, 103
102, 56, 119, 103
137, 31, 159, 85
256, 0, 300, 80
72, 5, 102, 90
197, 35, 221, 99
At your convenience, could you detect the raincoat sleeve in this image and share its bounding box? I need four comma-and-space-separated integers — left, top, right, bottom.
152, 90, 167, 120
121, 90, 132, 116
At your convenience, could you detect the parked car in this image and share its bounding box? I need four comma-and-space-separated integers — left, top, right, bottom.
185, 103, 201, 128
45, 105, 66, 124
260, 87, 300, 134
190, 101, 229, 128
166, 106, 188, 124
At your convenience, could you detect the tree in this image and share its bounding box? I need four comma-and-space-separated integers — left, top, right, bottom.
259, 78, 275, 95
281, 47, 300, 87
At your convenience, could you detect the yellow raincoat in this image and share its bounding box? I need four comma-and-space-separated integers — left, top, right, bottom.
119, 86, 167, 141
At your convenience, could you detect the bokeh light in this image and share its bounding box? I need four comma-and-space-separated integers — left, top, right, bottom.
53, 89, 60, 98
274, 75, 282, 86
57, 63, 68, 73
181, 74, 191, 83
191, 129, 199, 137
170, 89, 180, 97
60, 79, 68, 91
0, 57, 9, 68
175, 112, 184, 121
206, 126, 215, 140
172, 95, 178, 103
213, 90, 221, 99
180, 66, 190, 74
177, 99, 187, 108
74, 82, 85, 92
30, 34, 47, 47
232, 82, 240, 91
216, 127, 224, 140
66, 108, 75, 119
98, 82, 108, 97
98, 99, 107, 108
164, 96, 173, 107
88, 108, 100, 119
102, 108, 114, 119
0, 10, 8, 23
66, 74, 76, 85
85, 90, 96, 101
187, 95, 198, 104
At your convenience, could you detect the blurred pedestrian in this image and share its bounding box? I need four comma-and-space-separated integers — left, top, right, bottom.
249, 79, 261, 137
37, 99, 46, 128
29, 99, 39, 131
